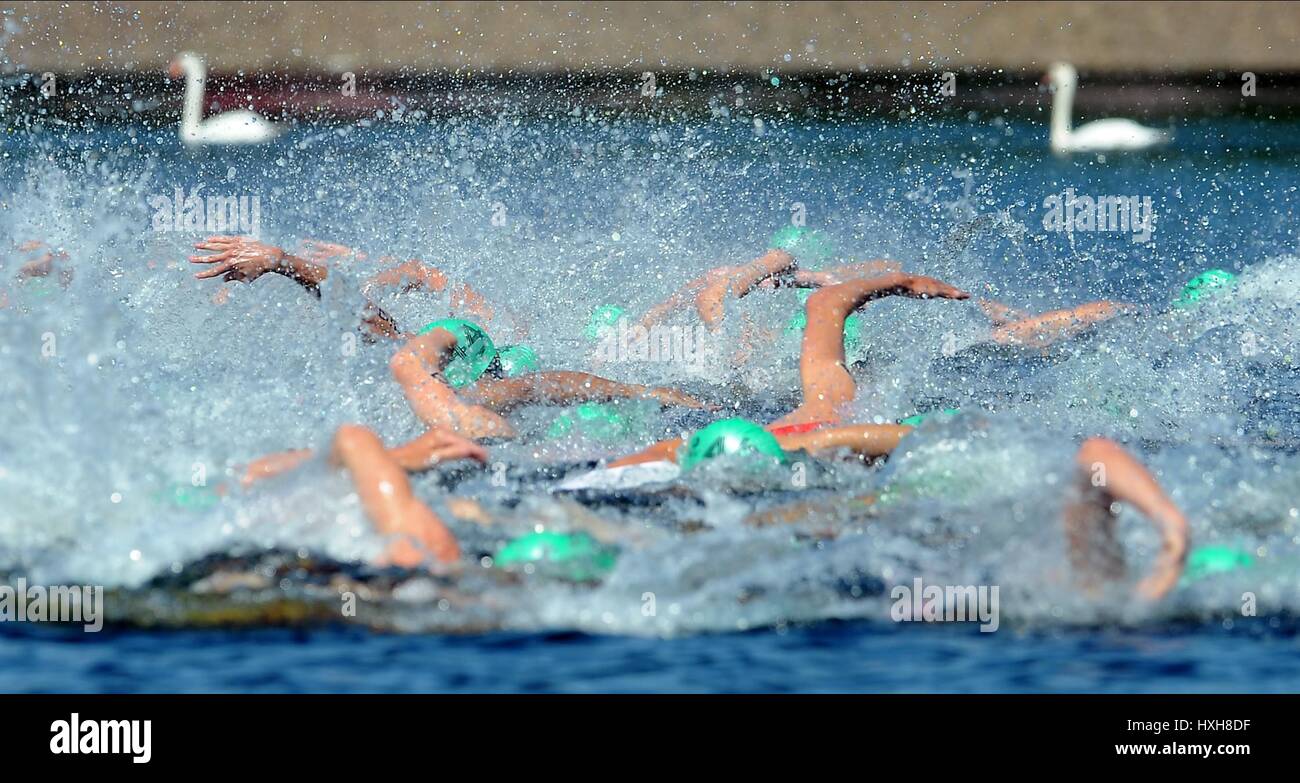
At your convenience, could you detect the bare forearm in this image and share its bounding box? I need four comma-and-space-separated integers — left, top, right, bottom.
728, 249, 797, 298
779, 424, 912, 458
994, 301, 1130, 346
812, 273, 914, 317
518, 371, 650, 406
1074, 438, 1189, 599
273, 252, 330, 292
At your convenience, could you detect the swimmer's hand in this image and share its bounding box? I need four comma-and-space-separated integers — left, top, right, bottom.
895, 274, 970, 300
192, 236, 332, 293
390, 427, 490, 471
190, 236, 288, 282
643, 386, 718, 410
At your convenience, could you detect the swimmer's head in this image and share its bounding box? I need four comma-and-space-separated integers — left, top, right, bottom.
1183, 545, 1255, 583
680, 418, 788, 471
493, 344, 540, 377
585, 305, 625, 341
493, 530, 619, 582
1172, 269, 1236, 310
546, 402, 631, 441
417, 318, 496, 388
768, 226, 834, 266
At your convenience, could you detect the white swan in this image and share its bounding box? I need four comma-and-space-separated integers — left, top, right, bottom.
1045, 62, 1168, 154
169, 52, 282, 146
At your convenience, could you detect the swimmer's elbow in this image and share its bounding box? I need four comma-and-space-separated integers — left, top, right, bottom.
1075, 437, 1122, 467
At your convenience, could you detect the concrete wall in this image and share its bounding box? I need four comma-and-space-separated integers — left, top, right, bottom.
4, 1, 1300, 74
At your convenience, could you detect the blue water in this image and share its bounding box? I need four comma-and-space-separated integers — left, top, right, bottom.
5, 621, 1299, 693
3, 111, 1300, 691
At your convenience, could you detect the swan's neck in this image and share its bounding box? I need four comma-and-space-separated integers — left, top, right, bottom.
1050, 75, 1075, 149
181, 63, 206, 135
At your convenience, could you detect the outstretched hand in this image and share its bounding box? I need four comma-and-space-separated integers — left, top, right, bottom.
393, 427, 490, 471
190, 236, 286, 282
898, 274, 970, 300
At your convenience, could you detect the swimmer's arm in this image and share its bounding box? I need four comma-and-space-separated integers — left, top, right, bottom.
476, 371, 714, 411
191, 236, 400, 338
388, 330, 469, 426
777, 424, 913, 459
695, 249, 797, 329
240, 428, 487, 487
992, 301, 1134, 347
386, 427, 490, 471
637, 265, 739, 331
330, 425, 461, 566
1069, 438, 1189, 600
608, 436, 687, 468
242, 449, 315, 486
776, 274, 969, 425
364, 259, 450, 294
389, 331, 516, 438
792, 260, 904, 288
366, 259, 513, 333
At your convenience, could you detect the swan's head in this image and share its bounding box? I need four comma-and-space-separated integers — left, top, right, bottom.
1043, 62, 1078, 90
168, 52, 203, 79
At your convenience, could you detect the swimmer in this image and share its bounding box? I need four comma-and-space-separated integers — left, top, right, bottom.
979, 298, 1137, 348
634, 233, 903, 333
605, 272, 969, 464
1, 240, 74, 309
389, 318, 713, 439
246, 423, 629, 582
191, 236, 521, 339
270, 424, 489, 568
599, 276, 1189, 601
973, 268, 1238, 348
773, 272, 970, 427
739, 432, 1189, 601
190, 235, 403, 339
190, 238, 711, 436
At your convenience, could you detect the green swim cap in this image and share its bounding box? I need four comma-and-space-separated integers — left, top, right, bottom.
1172, 269, 1236, 310
680, 417, 788, 471
898, 408, 961, 427
494, 531, 619, 582
585, 305, 626, 341
151, 483, 220, 511
768, 226, 834, 265
24, 277, 56, 299
784, 290, 862, 353
546, 402, 633, 441
418, 318, 496, 388
495, 344, 539, 377
1183, 545, 1255, 582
